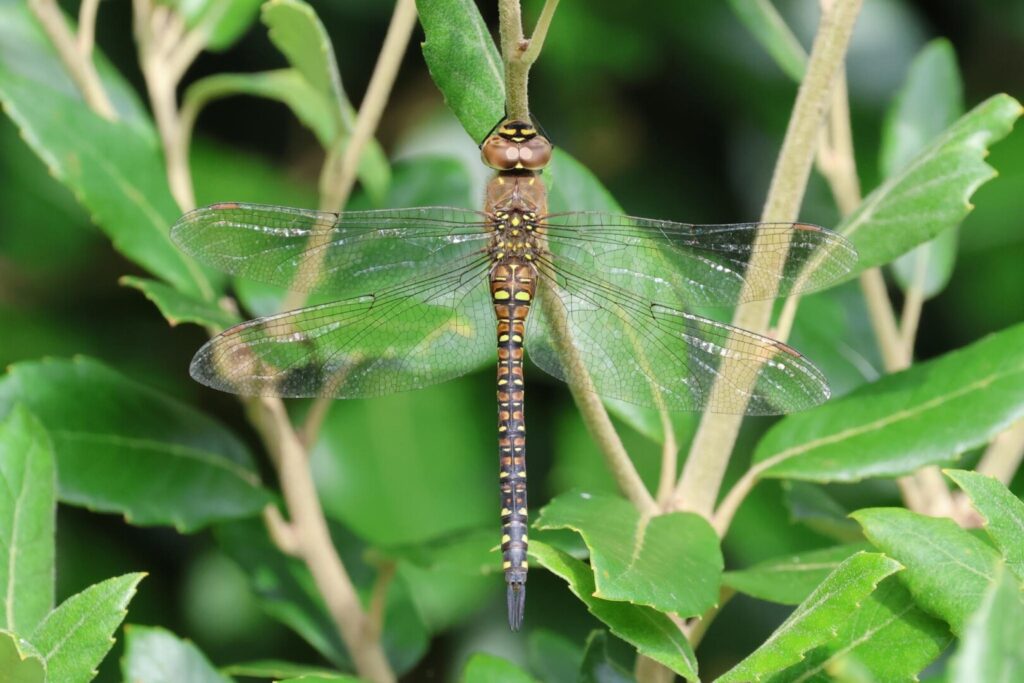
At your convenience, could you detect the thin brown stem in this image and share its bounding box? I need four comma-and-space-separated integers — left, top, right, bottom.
367, 561, 397, 642
976, 418, 1024, 484
29, 0, 117, 120
296, 0, 418, 443
248, 399, 395, 683
520, 0, 561, 65
77, 0, 100, 57
674, 0, 863, 517
263, 504, 301, 556
898, 247, 929, 355
656, 411, 679, 507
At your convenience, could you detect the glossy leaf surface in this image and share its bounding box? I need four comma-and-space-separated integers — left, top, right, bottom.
755, 323, 1024, 482
0, 358, 269, 531
535, 491, 722, 616
853, 508, 1002, 634
0, 407, 55, 634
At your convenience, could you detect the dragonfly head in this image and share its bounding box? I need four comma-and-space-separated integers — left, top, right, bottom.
481, 119, 552, 172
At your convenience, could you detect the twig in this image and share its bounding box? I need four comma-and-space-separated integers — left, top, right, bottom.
247, 399, 395, 683
683, 587, 736, 649
898, 247, 929, 355
296, 0, 418, 443
673, 0, 863, 517
263, 504, 300, 556
133, 0, 198, 213
859, 269, 905, 369
656, 410, 679, 507
520, 0, 560, 65
367, 561, 397, 642
77, 0, 100, 57
497, 0, 559, 120
28, 0, 117, 120
975, 418, 1024, 485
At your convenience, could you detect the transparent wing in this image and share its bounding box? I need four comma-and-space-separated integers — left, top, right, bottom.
190, 257, 495, 398
171, 203, 492, 299
542, 212, 857, 307
526, 255, 829, 415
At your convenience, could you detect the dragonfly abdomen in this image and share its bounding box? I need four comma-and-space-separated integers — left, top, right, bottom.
491, 259, 535, 631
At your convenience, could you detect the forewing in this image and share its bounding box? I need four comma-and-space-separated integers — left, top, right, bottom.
526, 257, 830, 415
190, 259, 495, 398
542, 212, 857, 307
171, 203, 492, 299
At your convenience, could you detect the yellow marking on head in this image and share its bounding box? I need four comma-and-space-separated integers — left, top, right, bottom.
502, 534, 511, 544
503, 560, 512, 569
493, 290, 510, 300
499, 127, 515, 135
515, 162, 524, 169
518, 507, 527, 515
520, 127, 536, 135
514, 291, 531, 301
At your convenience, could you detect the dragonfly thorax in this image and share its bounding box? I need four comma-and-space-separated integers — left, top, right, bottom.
490, 208, 542, 263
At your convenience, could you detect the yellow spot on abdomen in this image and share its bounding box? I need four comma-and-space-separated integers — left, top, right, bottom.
514, 291, 531, 301
493, 290, 510, 300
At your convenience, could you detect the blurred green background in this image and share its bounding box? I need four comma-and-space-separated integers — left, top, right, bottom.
1, 0, 1021, 680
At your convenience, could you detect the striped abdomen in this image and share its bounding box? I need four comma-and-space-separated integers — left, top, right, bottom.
490, 260, 535, 630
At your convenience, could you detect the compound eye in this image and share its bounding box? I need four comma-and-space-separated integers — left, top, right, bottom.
519, 136, 552, 170
481, 136, 517, 170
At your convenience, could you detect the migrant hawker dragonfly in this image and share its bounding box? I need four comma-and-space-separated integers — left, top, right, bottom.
171, 119, 857, 630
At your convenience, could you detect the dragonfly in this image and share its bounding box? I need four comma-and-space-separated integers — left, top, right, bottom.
171, 119, 856, 630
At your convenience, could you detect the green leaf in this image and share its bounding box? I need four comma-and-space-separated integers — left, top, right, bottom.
948, 564, 1024, 683
726, 0, 807, 82
767, 577, 951, 683
215, 520, 349, 669
389, 529, 495, 632
121, 276, 241, 329
716, 553, 901, 683
578, 630, 632, 683
31, 573, 145, 683
526, 630, 584, 683
0, 630, 45, 683
530, 541, 698, 681
163, 0, 264, 51
885, 39, 964, 299
535, 491, 722, 617
754, 322, 1024, 482
852, 508, 1003, 634
0, 357, 269, 532
313, 379, 493, 546
944, 469, 1024, 582
276, 677, 362, 683
260, 0, 389, 202
215, 519, 429, 675
221, 660, 341, 679
460, 653, 540, 683
0, 407, 55, 634
839, 94, 1021, 276
417, 0, 505, 142
781, 481, 862, 541
0, 73, 216, 300
723, 543, 872, 605
121, 625, 231, 683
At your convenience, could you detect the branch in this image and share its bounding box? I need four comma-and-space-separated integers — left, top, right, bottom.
247, 399, 395, 683
673, 0, 863, 517
976, 418, 1024, 485
296, 0, 418, 443
29, 0, 117, 120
